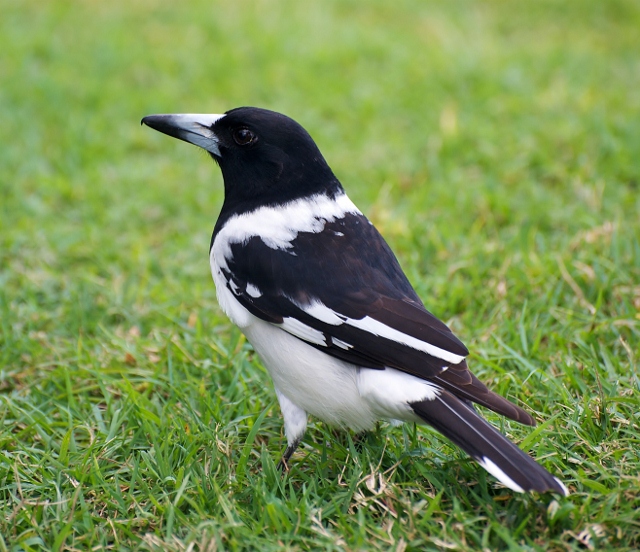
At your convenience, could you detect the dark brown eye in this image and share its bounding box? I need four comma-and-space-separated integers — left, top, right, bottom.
233, 128, 257, 146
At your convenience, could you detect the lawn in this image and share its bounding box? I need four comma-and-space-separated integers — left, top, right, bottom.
1, 0, 639, 549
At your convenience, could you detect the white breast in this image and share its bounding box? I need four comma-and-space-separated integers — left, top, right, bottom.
241, 316, 379, 430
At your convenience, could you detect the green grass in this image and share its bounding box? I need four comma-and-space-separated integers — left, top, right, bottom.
1, 0, 639, 549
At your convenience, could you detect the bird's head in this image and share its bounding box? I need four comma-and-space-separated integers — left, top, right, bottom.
142, 107, 340, 210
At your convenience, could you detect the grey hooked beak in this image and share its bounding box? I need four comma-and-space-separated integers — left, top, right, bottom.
141, 113, 225, 156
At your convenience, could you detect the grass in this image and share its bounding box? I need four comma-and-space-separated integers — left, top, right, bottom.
1, 0, 639, 549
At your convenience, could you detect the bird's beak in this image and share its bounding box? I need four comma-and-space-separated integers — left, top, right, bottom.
141, 113, 225, 156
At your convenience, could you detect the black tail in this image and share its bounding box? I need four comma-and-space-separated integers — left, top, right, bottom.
411, 390, 567, 495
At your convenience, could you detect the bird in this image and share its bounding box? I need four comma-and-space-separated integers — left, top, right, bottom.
142, 107, 567, 495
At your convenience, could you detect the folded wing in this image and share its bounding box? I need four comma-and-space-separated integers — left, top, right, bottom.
218, 211, 534, 425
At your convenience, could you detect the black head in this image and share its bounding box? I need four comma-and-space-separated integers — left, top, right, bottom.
142, 107, 342, 214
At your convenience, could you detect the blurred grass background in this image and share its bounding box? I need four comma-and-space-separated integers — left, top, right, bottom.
1, 0, 639, 549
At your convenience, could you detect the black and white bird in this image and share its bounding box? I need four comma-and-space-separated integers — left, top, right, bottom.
142, 107, 567, 495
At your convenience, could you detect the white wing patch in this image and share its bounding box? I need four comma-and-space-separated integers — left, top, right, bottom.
246, 283, 262, 298
332, 338, 353, 350
281, 317, 327, 347
346, 315, 465, 364
302, 301, 345, 325
299, 300, 465, 365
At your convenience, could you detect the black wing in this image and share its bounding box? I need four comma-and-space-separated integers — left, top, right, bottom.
218, 211, 534, 425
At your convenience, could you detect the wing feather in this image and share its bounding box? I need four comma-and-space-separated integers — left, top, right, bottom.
215, 211, 533, 423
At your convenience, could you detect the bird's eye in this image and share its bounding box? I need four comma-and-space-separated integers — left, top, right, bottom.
232, 128, 257, 146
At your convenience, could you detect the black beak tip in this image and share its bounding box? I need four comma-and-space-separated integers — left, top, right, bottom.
141, 115, 165, 132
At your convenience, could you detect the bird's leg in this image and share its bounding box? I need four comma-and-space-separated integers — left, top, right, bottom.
274, 388, 307, 472
277, 437, 301, 472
